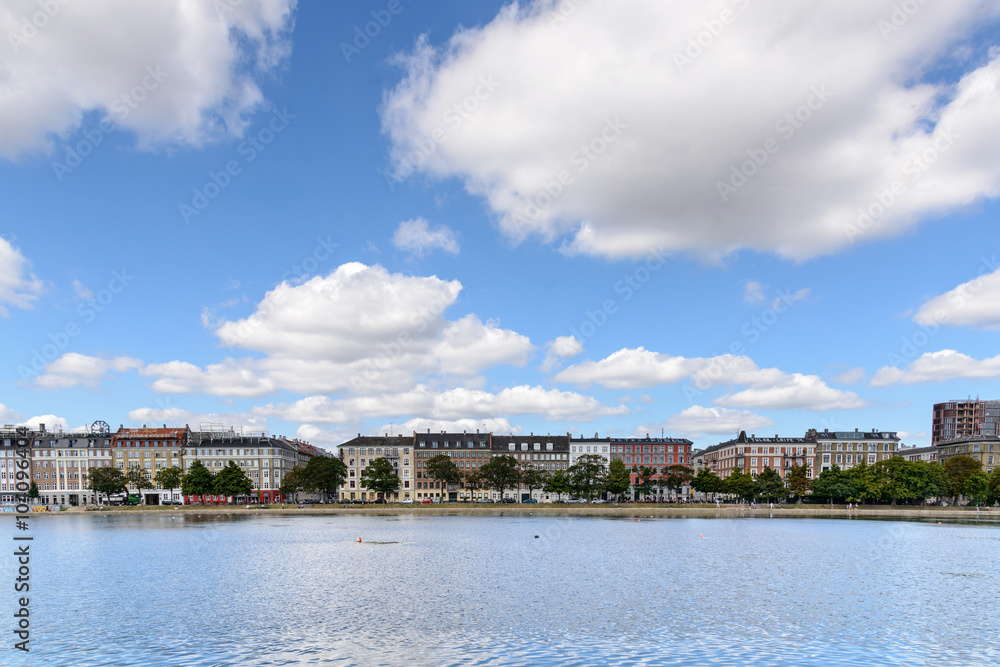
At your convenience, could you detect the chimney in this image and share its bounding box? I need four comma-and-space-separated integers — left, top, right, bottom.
39, 423, 46, 433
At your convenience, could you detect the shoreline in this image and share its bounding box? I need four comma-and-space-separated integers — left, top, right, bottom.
36, 504, 1000, 521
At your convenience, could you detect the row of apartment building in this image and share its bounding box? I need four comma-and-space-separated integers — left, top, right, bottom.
0, 421, 328, 506
336, 432, 694, 502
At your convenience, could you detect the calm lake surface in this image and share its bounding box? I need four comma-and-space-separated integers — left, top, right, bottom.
12, 513, 1000, 666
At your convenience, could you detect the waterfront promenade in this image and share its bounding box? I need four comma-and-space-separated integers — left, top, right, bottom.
55, 503, 998, 521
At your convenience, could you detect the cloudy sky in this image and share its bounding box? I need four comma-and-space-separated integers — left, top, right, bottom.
2, 0, 1000, 451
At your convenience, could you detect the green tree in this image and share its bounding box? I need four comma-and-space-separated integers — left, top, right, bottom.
944, 455, 982, 501
785, 463, 811, 503
691, 468, 723, 500
360, 457, 401, 500
543, 468, 573, 502
89, 467, 128, 504
181, 460, 215, 503
154, 466, 183, 493
963, 471, 990, 506
279, 466, 304, 502
27, 481, 39, 500
811, 466, 855, 503
520, 465, 549, 502
568, 454, 608, 501
633, 466, 656, 501
871, 457, 921, 505
755, 466, 785, 501
479, 455, 520, 501
604, 458, 631, 500
302, 455, 349, 501
125, 466, 155, 502
848, 460, 878, 504
464, 471, 485, 502
425, 454, 463, 500
213, 461, 253, 502
988, 466, 1000, 503
662, 464, 694, 498
724, 467, 756, 501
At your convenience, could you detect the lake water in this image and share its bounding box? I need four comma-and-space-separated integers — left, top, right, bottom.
10, 513, 1000, 666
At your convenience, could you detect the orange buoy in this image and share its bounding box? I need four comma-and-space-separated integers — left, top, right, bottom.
356, 537, 362, 542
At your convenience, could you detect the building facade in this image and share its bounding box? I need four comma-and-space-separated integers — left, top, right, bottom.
898, 446, 939, 463
935, 435, 998, 474
609, 436, 694, 499
702, 431, 816, 481
493, 434, 570, 502
415, 431, 492, 501
185, 431, 306, 503
338, 435, 413, 502
113, 425, 189, 504
813, 429, 899, 473
932, 399, 1000, 444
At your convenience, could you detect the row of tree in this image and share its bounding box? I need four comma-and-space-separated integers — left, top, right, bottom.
689, 455, 1000, 505
318, 453, 696, 503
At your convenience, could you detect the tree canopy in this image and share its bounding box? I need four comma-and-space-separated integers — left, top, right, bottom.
569, 454, 607, 501
302, 456, 348, 499
361, 457, 401, 498
479, 455, 520, 500
181, 460, 215, 499
724, 467, 756, 501
543, 468, 573, 501
944, 455, 982, 499
755, 466, 785, 501
154, 465, 183, 491
785, 463, 811, 502
604, 458, 632, 499
213, 461, 253, 500
691, 468, 723, 498
279, 466, 305, 500
89, 467, 128, 501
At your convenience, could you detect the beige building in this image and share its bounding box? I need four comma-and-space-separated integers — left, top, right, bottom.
814, 428, 899, 473
338, 435, 413, 501
702, 431, 816, 480
935, 435, 999, 474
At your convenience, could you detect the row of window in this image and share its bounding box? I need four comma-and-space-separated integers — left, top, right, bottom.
418, 440, 489, 449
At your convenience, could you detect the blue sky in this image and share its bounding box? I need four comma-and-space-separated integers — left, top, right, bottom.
2, 0, 1000, 451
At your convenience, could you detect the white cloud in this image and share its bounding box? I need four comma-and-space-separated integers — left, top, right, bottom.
913, 264, 1000, 329
376, 417, 520, 437
382, 0, 1000, 260
33, 353, 142, 390
70, 279, 92, 299
772, 287, 810, 310
0, 0, 296, 159
871, 349, 1000, 386
832, 367, 866, 385
540, 334, 583, 372
555, 347, 779, 390
18, 414, 68, 432
743, 281, 765, 304
0, 403, 23, 423
715, 374, 866, 411
255, 384, 628, 424
139, 359, 276, 398
650, 405, 775, 437
142, 263, 535, 397
0, 238, 43, 316
392, 217, 460, 256
126, 406, 269, 432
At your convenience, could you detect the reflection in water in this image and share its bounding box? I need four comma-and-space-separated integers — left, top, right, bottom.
25, 514, 1000, 666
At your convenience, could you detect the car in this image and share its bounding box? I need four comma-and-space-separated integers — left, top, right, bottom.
399, 499, 414, 504
419, 498, 433, 504
591, 499, 607, 504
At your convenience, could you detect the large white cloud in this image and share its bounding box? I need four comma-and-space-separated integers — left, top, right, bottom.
913, 263, 1000, 329
871, 349, 1000, 386
0, 238, 43, 316
33, 353, 142, 390
382, 0, 1000, 260
0, 403, 23, 423
142, 263, 533, 397
715, 374, 866, 411
256, 384, 629, 424
0, 0, 296, 159
654, 405, 775, 437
